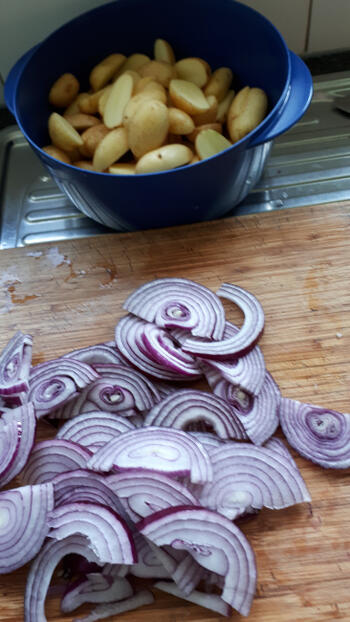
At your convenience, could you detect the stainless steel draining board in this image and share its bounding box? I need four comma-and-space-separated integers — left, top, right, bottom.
1, 70, 350, 248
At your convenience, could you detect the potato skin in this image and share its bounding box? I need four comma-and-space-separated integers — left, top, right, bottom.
49, 73, 80, 108
128, 99, 169, 159
227, 87, 268, 143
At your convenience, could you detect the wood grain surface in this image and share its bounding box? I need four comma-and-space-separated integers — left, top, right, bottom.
1, 202, 350, 621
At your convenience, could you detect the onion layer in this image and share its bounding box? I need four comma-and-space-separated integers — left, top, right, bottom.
0, 403, 36, 488
21, 439, 92, 485
0, 331, 33, 396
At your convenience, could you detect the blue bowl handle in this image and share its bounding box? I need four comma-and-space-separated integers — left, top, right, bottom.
4, 44, 40, 115
249, 50, 313, 148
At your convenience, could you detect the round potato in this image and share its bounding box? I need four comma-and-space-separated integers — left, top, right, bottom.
134, 78, 167, 103
169, 79, 210, 115
168, 107, 195, 135
139, 60, 177, 88
128, 99, 169, 159
49, 73, 80, 108
80, 124, 110, 158
136, 144, 193, 174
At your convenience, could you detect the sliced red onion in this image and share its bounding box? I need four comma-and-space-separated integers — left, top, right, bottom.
0, 331, 32, 396
172, 553, 205, 595
212, 372, 280, 445
74, 589, 154, 622
56, 411, 135, 452
144, 389, 247, 440
115, 315, 202, 381
25, 534, 100, 622
63, 342, 127, 366
106, 469, 198, 521
94, 363, 161, 408
264, 436, 301, 471
0, 417, 20, 482
199, 442, 311, 520
53, 469, 130, 519
61, 573, 133, 613
0, 482, 53, 573
187, 431, 224, 454
88, 426, 212, 484
130, 532, 170, 578
21, 439, 92, 485
155, 581, 232, 616
183, 283, 264, 359
29, 358, 100, 418
137, 505, 257, 616
123, 277, 226, 340
48, 502, 137, 564
0, 402, 36, 487
279, 397, 350, 468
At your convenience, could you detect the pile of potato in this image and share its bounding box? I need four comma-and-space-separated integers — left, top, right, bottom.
44, 38, 268, 174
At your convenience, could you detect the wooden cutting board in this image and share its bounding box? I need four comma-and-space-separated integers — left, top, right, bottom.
1, 202, 350, 622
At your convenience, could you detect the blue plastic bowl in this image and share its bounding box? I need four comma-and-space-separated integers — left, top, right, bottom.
5, 0, 312, 231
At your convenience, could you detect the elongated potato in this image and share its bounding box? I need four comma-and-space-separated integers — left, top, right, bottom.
93, 127, 129, 172
63, 93, 89, 117
80, 124, 110, 158
139, 60, 177, 88
188, 122, 223, 143
128, 99, 169, 158
109, 163, 136, 175
123, 70, 142, 91
169, 79, 210, 115
154, 38, 176, 64
204, 67, 232, 102
89, 53, 126, 91
168, 107, 195, 135
195, 129, 232, 159
65, 113, 100, 132
134, 78, 167, 103
79, 88, 107, 114
49, 73, 80, 108
192, 95, 218, 125
73, 160, 94, 170
216, 89, 235, 123
175, 58, 210, 88
136, 144, 193, 174
103, 73, 134, 128
115, 53, 150, 77
43, 145, 72, 164
227, 86, 268, 143
48, 113, 83, 151
98, 85, 112, 115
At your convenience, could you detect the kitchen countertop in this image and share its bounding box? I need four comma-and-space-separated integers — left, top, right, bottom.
1, 201, 350, 621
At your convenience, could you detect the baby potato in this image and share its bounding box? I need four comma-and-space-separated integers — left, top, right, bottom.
73, 160, 95, 171
115, 53, 150, 77
80, 124, 110, 158
192, 95, 218, 125
49, 73, 80, 108
48, 112, 84, 151
188, 122, 223, 143
216, 89, 235, 123
65, 113, 100, 132
89, 53, 126, 91
42, 145, 72, 164
227, 86, 268, 143
109, 163, 136, 175
123, 93, 158, 128
134, 78, 167, 103
139, 60, 177, 88
128, 99, 169, 159
136, 144, 193, 174
63, 93, 89, 117
97, 85, 112, 115
93, 127, 129, 172
195, 128, 232, 159
204, 67, 233, 102
103, 73, 134, 128
169, 79, 210, 115
168, 107, 195, 135
79, 88, 107, 114
154, 38, 176, 64
175, 57, 210, 88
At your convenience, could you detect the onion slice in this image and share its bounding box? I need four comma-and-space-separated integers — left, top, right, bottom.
279, 397, 350, 468
29, 358, 100, 417
123, 277, 226, 340
0, 331, 32, 396
115, 315, 202, 381
48, 502, 136, 564
155, 581, 232, 616
137, 505, 257, 615
183, 283, 264, 359
88, 427, 213, 484
199, 442, 311, 519
63, 342, 127, 366
74, 589, 155, 622
25, 534, 100, 622
0, 483, 53, 573
0, 403, 36, 487
144, 389, 247, 440
56, 411, 135, 452
61, 574, 133, 613
212, 372, 280, 445
21, 439, 92, 485
130, 532, 170, 578
0, 418, 20, 482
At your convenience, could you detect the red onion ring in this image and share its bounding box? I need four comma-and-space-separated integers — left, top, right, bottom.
21, 439, 92, 485
61, 573, 133, 614
0, 403, 36, 487
56, 411, 135, 452
0, 331, 32, 397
